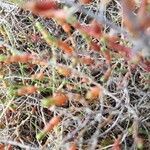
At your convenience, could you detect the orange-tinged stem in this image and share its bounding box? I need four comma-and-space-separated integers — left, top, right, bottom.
57, 41, 74, 55
36, 116, 61, 141
44, 116, 61, 133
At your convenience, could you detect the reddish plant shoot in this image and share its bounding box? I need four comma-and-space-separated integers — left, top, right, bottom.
6, 54, 33, 64
86, 86, 102, 100
108, 42, 132, 58
89, 41, 101, 52
89, 20, 103, 38
24, 1, 66, 19
80, 0, 93, 4
17, 86, 37, 96
57, 41, 74, 55
42, 92, 68, 107
122, 0, 136, 12
24, 0, 58, 13
68, 143, 77, 150
52, 93, 69, 106
80, 77, 89, 83
0, 144, 12, 150
56, 66, 72, 77
75, 21, 103, 39
31, 72, 45, 80
44, 116, 61, 132
62, 23, 72, 33
101, 67, 112, 82
0, 144, 5, 150
102, 49, 112, 65
36, 116, 61, 141
112, 136, 121, 150
56, 19, 72, 33
80, 56, 94, 65
137, 0, 150, 30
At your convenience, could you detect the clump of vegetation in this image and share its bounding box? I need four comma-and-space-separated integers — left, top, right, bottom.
0, 0, 149, 149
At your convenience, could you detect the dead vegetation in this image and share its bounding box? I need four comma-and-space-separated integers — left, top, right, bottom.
0, 0, 150, 149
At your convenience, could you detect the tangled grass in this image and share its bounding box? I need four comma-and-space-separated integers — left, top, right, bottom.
0, 0, 150, 149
